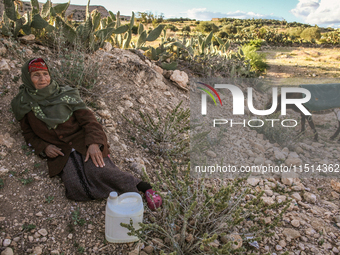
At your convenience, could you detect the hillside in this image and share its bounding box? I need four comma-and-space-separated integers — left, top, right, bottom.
0, 33, 340, 254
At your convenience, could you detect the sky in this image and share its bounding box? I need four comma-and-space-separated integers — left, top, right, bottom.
51, 0, 340, 28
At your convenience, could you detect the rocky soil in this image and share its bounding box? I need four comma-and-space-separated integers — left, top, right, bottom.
0, 35, 340, 255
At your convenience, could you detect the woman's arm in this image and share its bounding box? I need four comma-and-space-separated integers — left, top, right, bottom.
20, 114, 50, 155
73, 109, 107, 167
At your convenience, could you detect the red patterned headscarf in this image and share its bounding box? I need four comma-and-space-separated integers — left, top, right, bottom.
28, 58, 48, 73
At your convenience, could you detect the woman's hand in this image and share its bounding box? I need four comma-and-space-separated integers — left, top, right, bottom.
45, 144, 64, 158
85, 144, 105, 168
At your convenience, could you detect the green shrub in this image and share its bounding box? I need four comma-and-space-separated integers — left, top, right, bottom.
51, 49, 100, 91
287, 27, 304, 38
124, 102, 190, 159
131, 25, 138, 34
122, 162, 290, 254
182, 25, 191, 32
195, 21, 200, 25
165, 24, 178, 32
217, 31, 228, 39
300, 27, 321, 41
248, 39, 263, 49
196, 21, 219, 33
241, 45, 268, 72
223, 24, 237, 34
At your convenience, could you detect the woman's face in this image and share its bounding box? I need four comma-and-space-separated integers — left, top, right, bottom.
30, 70, 51, 90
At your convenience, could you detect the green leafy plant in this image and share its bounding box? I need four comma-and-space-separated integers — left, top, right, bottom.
122, 162, 291, 254
0, 179, 4, 189
20, 178, 34, 185
45, 195, 54, 203
71, 208, 86, 226
241, 44, 268, 72
22, 224, 36, 231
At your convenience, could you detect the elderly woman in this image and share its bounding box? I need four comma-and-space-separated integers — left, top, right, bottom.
11, 58, 161, 210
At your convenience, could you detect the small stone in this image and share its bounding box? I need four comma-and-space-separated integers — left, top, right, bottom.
322, 243, 333, 250
254, 157, 264, 165
331, 180, 340, 193
261, 197, 275, 206
164, 91, 172, 97
0, 133, 15, 148
20, 34, 35, 41
264, 217, 271, 224
32, 246, 43, 255
0, 47, 7, 56
220, 234, 242, 249
35, 212, 43, 217
26, 49, 33, 56
124, 100, 133, 108
304, 192, 317, 203
13, 237, 20, 242
103, 42, 112, 52
3, 239, 11, 247
0, 59, 10, 71
28, 236, 34, 242
291, 219, 300, 227
88, 224, 95, 230
279, 239, 286, 247
276, 195, 286, 203
0, 167, 9, 176
291, 193, 302, 202
331, 191, 340, 199
305, 228, 316, 236
285, 157, 302, 166
67, 234, 73, 239
143, 245, 154, 254
334, 215, 340, 223
137, 97, 146, 104
282, 228, 300, 240
152, 65, 163, 75
1, 248, 14, 255
333, 247, 339, 253
38, 229, 48, 236
206, 150, 216, 158
152, 238, 164, 248
97, 110, 111, 119
264, 190, 273, 196
274, 150, 286, 161
247, 178, 260, 186
170, 70, 189, 88
50, 251, 60, 255
275, 245, 283, 251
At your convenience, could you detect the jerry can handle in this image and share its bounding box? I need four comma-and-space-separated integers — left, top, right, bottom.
118, 192, 142, 204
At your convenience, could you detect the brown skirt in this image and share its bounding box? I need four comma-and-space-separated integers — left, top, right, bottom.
59, 151, 141, 201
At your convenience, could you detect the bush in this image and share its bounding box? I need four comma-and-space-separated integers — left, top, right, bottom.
223, 24, 237, 34
248, 39, 263, 49
165, 24, 179, 32
195, 21, 200, 25
196, 21, 219, 33
300, 27, 321, 41
287, 27, 304, 38
217, 31, 228, 39
131, 25, 138, 34
124, 102, 190, 159
182, 25, 191, 33
241, 45, 268, 72
51, 49, 100, 91
122, 162, 291, 254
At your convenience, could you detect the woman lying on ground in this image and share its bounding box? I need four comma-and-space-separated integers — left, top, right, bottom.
11, 58, 162, 210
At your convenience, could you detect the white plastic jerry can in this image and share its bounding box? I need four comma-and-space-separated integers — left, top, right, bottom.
105, 191, 144, 243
